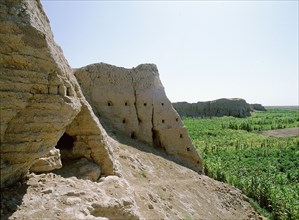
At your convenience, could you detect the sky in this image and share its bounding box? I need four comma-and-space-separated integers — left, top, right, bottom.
41, 0, 298, 106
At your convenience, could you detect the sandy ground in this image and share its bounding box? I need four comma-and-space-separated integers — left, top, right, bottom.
1, 131, 264, 220
262, 127, 299, 138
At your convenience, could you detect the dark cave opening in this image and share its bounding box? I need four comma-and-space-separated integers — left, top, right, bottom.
55, 132, 76, 163
53, 132, 101, 181
55, 133, 75, 151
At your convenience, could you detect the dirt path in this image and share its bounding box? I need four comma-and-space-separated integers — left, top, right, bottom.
262, 127, 299, 138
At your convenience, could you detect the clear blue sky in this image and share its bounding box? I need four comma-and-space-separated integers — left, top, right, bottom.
41, 0, 298, 106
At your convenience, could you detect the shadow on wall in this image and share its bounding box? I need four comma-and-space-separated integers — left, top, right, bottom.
101, 124, 194, 173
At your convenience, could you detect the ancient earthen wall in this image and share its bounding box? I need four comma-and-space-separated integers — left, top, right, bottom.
250, 103, 267, 111
75, 63, 203, 173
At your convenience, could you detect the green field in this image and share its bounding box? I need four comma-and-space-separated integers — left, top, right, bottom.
183, 107, 299, 220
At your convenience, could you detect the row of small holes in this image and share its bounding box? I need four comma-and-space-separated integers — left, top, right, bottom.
125, 123, 191, 155
121, 118, 182, 137
107, 101, 183, 142
107, 101, 167, 107
108, 101, 130, 106
108, 115, 178, 125
107, 99, 191, 154
107, 101, 145, 106
122, 118, 142, 124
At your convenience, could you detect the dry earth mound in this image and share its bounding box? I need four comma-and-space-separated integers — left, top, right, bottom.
173, 98, 252, 118
1, 135, 263, 220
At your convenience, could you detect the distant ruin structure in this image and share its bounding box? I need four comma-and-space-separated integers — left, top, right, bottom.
173, 98, 252, 118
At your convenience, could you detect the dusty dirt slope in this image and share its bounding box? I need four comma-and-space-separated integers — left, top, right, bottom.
1, 131, 263, 220
262, 127, 299, 138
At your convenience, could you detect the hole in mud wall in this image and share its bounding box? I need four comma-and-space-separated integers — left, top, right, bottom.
66, 87, 71, 96
131, 132, 136, 139
180, 134, 183, 138
152, 129, 163, 149
143, 103, 147, 106
162, 119, 165, 123
125, 101, 128, 106
138, 118, 142, 123
176, 118, 179, 122
55, 132, 75, 160
122, 119, 126, 124
161, 103, 164, 106
187, 147, 190, 151
107, 101, 113, 106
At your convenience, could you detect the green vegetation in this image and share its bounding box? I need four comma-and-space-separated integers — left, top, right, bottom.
183, 211, 193, 220
183, 107, 299, 220
158, 191, 166, 200
139, 168, 148, 178
221, 108, 299, 132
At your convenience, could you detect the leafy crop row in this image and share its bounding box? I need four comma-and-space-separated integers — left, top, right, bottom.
220, 108, 299, 132
183, 108, 299, 219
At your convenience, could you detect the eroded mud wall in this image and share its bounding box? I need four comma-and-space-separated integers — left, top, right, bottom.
75, 63, 203, 173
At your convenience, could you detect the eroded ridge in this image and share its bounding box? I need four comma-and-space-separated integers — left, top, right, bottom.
0, 0, 115, 187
